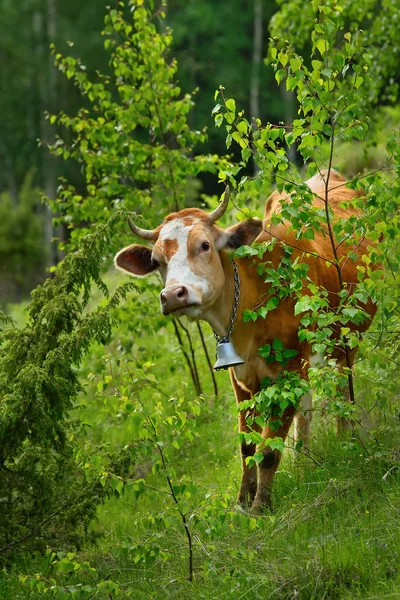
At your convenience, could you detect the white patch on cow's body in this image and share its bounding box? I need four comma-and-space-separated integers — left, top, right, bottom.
233, 356, 278, 396
294, 391, 313, 445
159, 218, 196, 242
310, 353, 324, 367
159, 219, 209, 298
291, 354, 322, 445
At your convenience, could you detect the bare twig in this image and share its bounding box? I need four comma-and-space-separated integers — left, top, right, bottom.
322, 124, 356, 404
176, 318, 203, 395
138, 397, 194, 582
196, 322, 218, 396
286, 444, 324, 468
262, 226, 337, 267
171, 319, 202, 396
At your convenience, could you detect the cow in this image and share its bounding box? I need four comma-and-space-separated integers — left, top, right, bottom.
115, 169, 377, 512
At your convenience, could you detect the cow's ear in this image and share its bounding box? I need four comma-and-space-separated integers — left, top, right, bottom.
216, 218, 263, 250
114, 244, 158, 277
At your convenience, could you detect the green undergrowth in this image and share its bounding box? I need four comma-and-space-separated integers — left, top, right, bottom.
89, 419, 400, 600
2, 352, 399, 599
2, 271, 400, 599
2, 433, 399, 599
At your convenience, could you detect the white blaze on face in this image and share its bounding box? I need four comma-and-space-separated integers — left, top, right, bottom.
159, 218, 209, 297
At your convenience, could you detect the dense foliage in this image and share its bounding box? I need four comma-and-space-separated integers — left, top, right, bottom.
0, 211, 138, 556
212, 0, 400, 435
0, 0, 399, 598
0, 0, 221, 560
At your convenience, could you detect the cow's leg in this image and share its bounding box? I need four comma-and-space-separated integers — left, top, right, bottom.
230, 371, 260, 508
293, 391, 313, 446
251, 406, 296, 513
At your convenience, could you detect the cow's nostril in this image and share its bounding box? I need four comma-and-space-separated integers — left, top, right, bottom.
177, 287, 187, 299
160, 286, 189, 312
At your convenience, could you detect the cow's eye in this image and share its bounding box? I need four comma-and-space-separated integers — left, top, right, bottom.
151, 257, 159, 268
200, 241, 210, 253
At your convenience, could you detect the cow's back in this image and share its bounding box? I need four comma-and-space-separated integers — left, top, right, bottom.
255, 169, 376, 329
263, 169, 357, 224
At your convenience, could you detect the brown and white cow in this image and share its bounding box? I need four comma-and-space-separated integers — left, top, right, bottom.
115, 169, 376, 512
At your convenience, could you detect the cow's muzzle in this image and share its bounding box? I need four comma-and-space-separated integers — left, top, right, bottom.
160, 285, 190, 314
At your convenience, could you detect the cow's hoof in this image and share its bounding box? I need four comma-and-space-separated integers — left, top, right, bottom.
236, 496, 253, 512
235, 503, 251, 514
236, 489, 256, 510
250, 501, 273, 515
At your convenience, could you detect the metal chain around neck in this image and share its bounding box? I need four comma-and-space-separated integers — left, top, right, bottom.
213, 260, 241, 344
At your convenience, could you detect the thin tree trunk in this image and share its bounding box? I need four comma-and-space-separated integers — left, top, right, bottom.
46, 0, 61, 264
33, 1, 60, 269
250, 0, 263, 175
250, 0, 262, 121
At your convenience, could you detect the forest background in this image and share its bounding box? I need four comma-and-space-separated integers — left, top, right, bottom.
0, 0, 282, 301
0, 0, 400, 599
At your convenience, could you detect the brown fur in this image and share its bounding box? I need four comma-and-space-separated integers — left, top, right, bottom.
162, 238, 179, 260
115, 169, 377, 512
219, 170, 377, 511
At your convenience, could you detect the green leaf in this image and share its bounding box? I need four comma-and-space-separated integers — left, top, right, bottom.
232, 131, 248, 149
283, 349, 298, 359
354, 75, 364, 90
290, 57, 302, 72
225, 98, 236, 113
237, 120, 249, 134
313, 343, 327, 354
303, 227, 315, 240
342, 307, 359, 319
276, 69, 287, 84
311, 59, 323, 71
211, 103, 222, 115
315, 39, 327, 56
111, 478, 124, 494
235, 245, 259, 258
215, 113, 223, 127
294, 296, 312, 315
272, 337, 284, 351
266, 297, 280, 311
243, 309, 258, 322
268, 438, 285, 452
249, 517, 258, 530
241, 147, 252, 162
278, 51, 288, 67
259, 344, 271, 358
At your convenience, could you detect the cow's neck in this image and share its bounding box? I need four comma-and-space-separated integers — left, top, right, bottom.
201, 253, 236, 338
202, 252, 262, 343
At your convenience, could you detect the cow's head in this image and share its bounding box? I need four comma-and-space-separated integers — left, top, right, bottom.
115, 188, 263, 319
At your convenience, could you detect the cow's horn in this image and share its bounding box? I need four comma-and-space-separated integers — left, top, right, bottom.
208, 185, 230, 224
127, 216, 158, 241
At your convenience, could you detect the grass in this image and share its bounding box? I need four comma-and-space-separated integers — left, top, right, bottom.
1, 281, 399, 599
3, 395, 399, 599
94, 429, 399, 600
